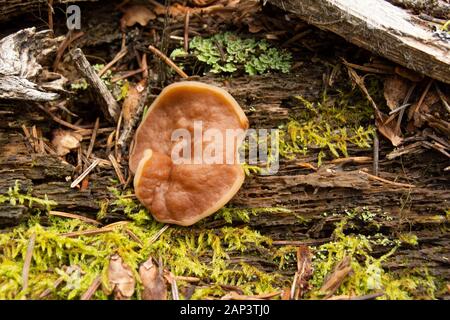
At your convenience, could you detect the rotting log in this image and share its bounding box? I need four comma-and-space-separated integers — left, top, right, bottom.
268, 0, 450, 85
0, 72, 448, 296
386, 0, 450, 19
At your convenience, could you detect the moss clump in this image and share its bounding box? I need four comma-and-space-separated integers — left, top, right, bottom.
278, 90, 376, 165
214, 207, 291, 224
0, 187, 284, 300
0, 185, 439, 300
306, 219, 437, 299
0, 181, 56, 211
171, 32, 292, 75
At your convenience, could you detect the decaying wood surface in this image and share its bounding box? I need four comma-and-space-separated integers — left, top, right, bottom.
1, 72, 448, 293
71, 48, 120, 123
387, 0, 450, 19
0, 28, 64, 101
269, 0, 450, 84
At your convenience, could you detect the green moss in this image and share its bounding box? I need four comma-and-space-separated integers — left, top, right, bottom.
0, 183, 439, 300
277, 91, 376, 164
398, 233, 419, 246
171, 32, 292, 76
306, 219, 437, 299
0, 187, 284, 300
214, 207, 291, 224
0, 181, 56, 211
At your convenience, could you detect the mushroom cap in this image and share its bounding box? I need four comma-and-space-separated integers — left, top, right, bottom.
130, 81, 249, 226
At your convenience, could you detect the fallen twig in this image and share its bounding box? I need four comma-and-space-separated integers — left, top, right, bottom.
373, 132, 379, 176
85, 118, 100, 159
148, 45, 189, 79
70, 158, 100, 188
108, 153, 126, 185
98, 48, 128, 78
359, 170, 416, 188
80, 275, 102, 300
408, 79, 433, 120
149, 225, 170, 245
53, 30, 84, 71
49, 210, 102, 226
435, 83, 450, 114
34, 103, 85, 131
22, 232, 36, 297
71, 48, 120, 123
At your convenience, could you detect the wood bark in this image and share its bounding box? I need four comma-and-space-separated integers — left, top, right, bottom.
1, 73, 448, 296
387, 0, 450, 19
269, 0, 450, 85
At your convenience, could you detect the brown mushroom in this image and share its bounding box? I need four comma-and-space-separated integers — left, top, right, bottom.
130, 81, 249, 226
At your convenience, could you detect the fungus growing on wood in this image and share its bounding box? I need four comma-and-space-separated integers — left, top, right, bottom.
130, 81, 249, 226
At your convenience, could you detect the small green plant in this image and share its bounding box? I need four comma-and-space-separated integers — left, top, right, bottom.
0, 181, 56, 211
171, 32, 292, 75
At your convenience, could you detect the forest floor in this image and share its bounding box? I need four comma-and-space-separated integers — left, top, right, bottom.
0, 0, 449, 300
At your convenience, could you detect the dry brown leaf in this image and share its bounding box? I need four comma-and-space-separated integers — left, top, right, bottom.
377, 114, 403, 146
51, 129, 82, 156
152, 0, 240, 18
320, 256, 353, 297
122, 84, 141, 127
294, 245, 313, 299
347, 67, 403, 146
139, 256, 167, 300
384, 75, 409, 111
247, 18, 265, 33
120, 5, 156, 29
107, 254, 136, 300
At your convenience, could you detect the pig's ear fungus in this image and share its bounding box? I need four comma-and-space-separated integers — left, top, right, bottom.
130, 81, 249, 226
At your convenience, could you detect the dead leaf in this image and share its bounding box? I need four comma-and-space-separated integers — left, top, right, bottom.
247, 18, 265, 33
320, 256, 353, 298
139, 256, 167, 300
384, 75, 409, 110
120, 5, 156, 29
294, 245, 313, 299
107, 254, 135, 300
51, 129, 82, 156
122, 84, 141, 127
377, 114, 403, 146
347, 67, 403, 146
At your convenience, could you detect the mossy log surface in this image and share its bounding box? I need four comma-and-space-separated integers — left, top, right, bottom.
1, 72, 449, 296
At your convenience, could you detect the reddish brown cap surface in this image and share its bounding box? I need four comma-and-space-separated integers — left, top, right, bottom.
130, 81, 249, 226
